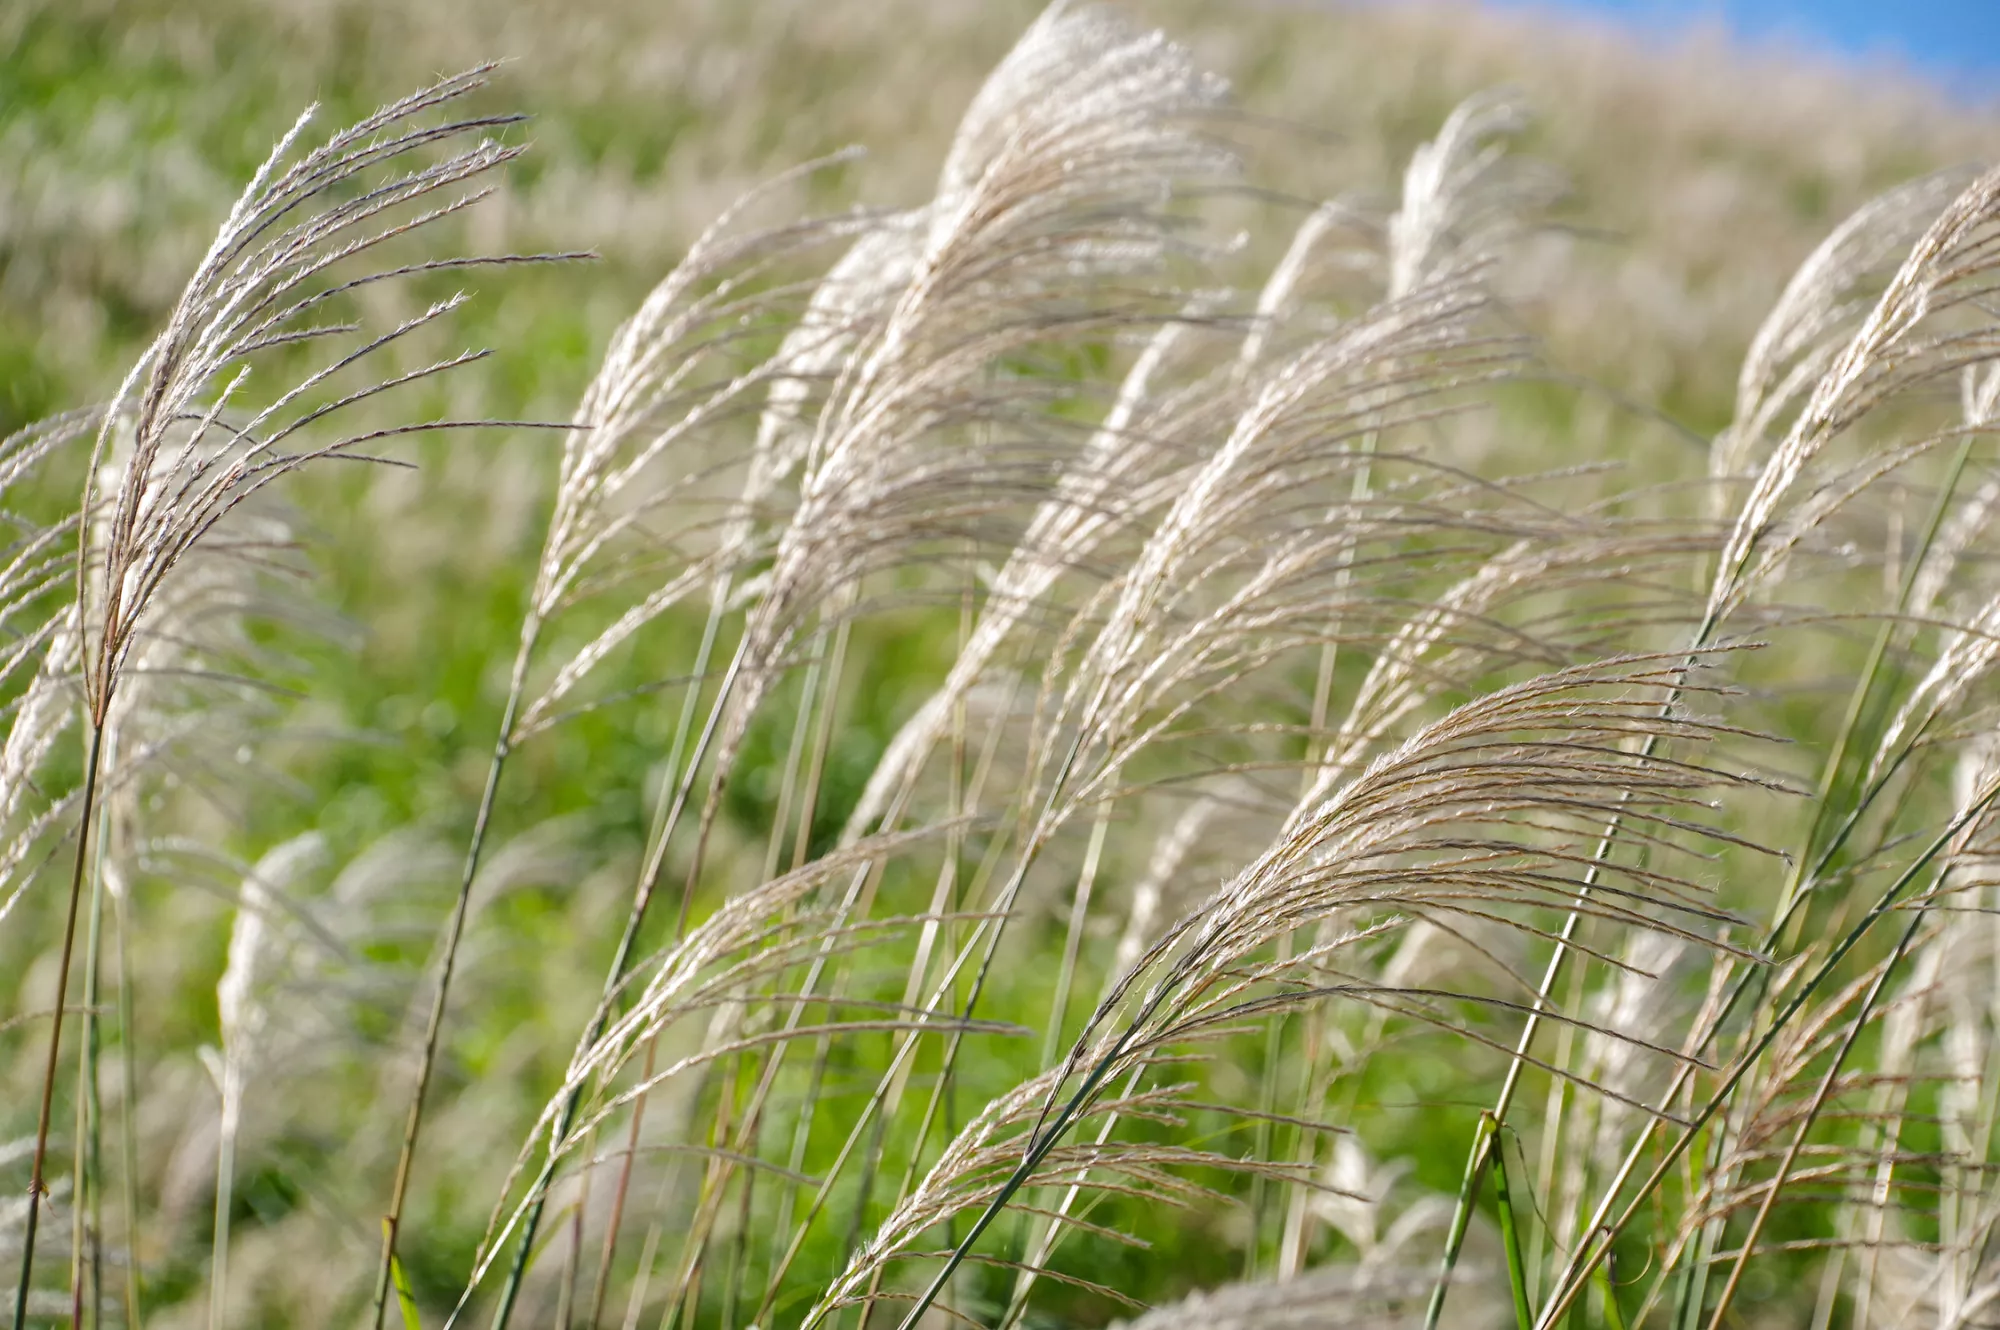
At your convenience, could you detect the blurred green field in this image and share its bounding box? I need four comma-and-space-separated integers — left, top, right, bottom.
6, 1, 2000, 1327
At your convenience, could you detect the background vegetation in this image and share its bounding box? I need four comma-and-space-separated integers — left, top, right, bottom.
4, 1, 2000, 1327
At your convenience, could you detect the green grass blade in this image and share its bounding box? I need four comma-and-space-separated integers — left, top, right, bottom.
1492, 1121, 1535, 1330
385, 1225, 424, 1330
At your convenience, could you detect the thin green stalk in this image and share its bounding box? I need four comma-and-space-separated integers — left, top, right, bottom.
718, 1122, 757, 1330
1700, 911, 1925, 1330
856, 665, 1021, 1245
754, 562, 1013, 1307
788, 616, 852, 874
661, 1008, 754, 1327
112, 870, 143, 1330
208, 1085, 236, 1330
1847, 984, 1925, 1328
1431, 430, 1969, 1329
762, 631, 828, 880
997, 1063, 1149, 1330
768, 1028, 838, 1279
1493, 1120, 1534, 1330
14, 722, 105, 1330
554, 1127, 595, 1330
1667, 1093, 1730, 1330
1244, 997, 1291, 1278
757, 700, 1044, 1324
373, 636, 533, 1330
886, 1022, 1138, 1330
491, 616, 750, 1330
1043, 792, 1114, 1070
1427, 519, 1719, 1330
786, 738, 1098, 1330
1425, 1111, 1500, 1330
815, 695, 1178, 1330
1657, 432, 1976, 1329
72, 819, 108, 1330
858, 609, 976, 1319
1258, 429, 1378, 1273
1422, 827, 1617, 1330
744, 853, 935, 1316
1428, 639, 1709, 1330
588, 590, 728, 1330
740, 602, 1013, 1269
1526, 949, 1590, 1304
660, 610, 857, 1317
1535, 777, 1998, 1329
844, 1088, 898, 1275
617, 1213, 663, 1330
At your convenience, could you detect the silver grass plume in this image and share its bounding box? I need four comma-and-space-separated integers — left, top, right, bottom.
512, 166, 872, 739
1710, 170, 1977, 492
1388, 90, 1557, 303
836, 655, 1772, 1327
705, 0, 1234, 827
839, 297, 1225, 844
1036, 276, 1515, 822
77, 68, 566, 725
453, 13, 1237, 1319
837, 77, 1552, 846
1709, 165, 2000, 625
11, 64, 559, 1323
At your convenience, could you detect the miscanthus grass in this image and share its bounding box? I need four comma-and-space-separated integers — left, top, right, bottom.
5, 4, 2000, 1328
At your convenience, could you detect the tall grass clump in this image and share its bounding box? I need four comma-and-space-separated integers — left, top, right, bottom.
5, 4, 2000, 1328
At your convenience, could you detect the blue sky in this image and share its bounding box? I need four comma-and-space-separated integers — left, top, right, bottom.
1487, 0, 2000, 87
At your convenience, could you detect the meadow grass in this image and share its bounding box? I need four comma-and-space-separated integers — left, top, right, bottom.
4, 3, 2000, 1328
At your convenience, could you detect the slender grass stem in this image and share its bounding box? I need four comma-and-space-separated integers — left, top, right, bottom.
789, 615, 851, 874
1421, 796, 1629, 1330
1426, 1110, 1500, 1330
1656, 430, 1974, 1328
1526, 948, 1589, 1303
1043, 791, 1114, 1070
760, 710, 1071, 1326
997, 1063, 1147, 1330
657, 607, 860, 1318
1493, 1119, 1534, 1330
1264, 426, 1375, 1273
14, 722, 105, 1330
1592, 1262, 1629, 1330
112, 869, 143, 1330
1699, 910, 1925, 1330
886, 1026, 1138, 1330
373, 633, 534, 1330
491, 608, 748, 1330
73, 812, 108, 1330
208, 1080, 236, 1330
588, 588, 729, 1330
1535, 775, 1998, 1329
677, 617, 844, 1306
